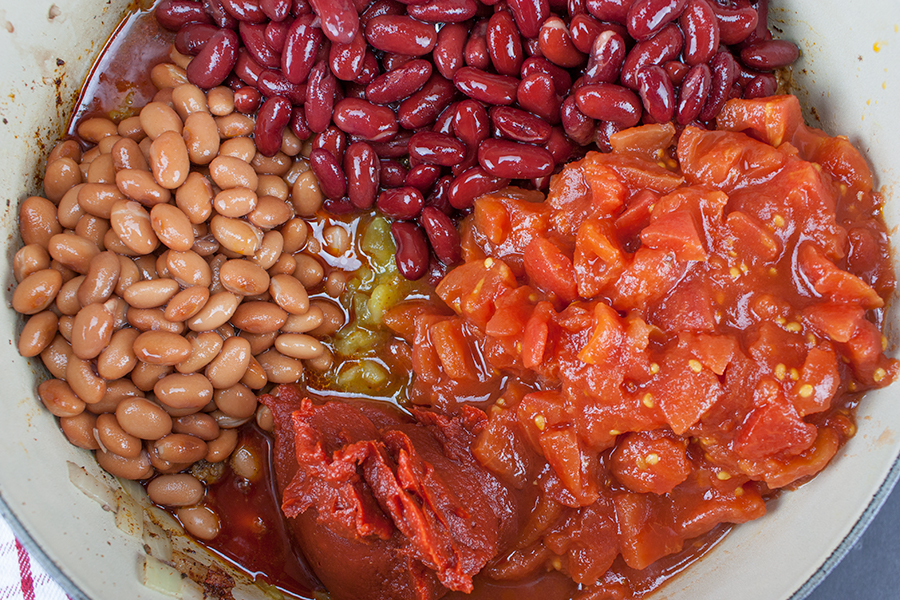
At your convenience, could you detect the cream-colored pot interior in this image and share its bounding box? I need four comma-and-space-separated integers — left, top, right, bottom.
1, 1, 899, 599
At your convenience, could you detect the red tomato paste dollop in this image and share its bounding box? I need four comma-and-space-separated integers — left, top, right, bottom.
264, 96, 897, 600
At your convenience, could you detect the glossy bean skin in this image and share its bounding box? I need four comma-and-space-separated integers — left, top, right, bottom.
419, 206, 460, 265
433, 23, 467, 80
487, 11, 523, 77
584, 30, 626, 85
676, 62, 711, 124
330, 31, 368, 81
620, 23, 683, 90
709, 2, 758, 45
453, 99, 490, 150
740, 40, 800, 70
408, 131, 466, 166
332, 98, 399, 142
156, 0, 213, 30
18, 311, 58, 358
508, 0, 549, 38
390, 221, 429, 280
698, 50, 737, 121
477, 139, 554, 179
147, 473, 205, 506
377, 187, 425, 219
627, 0, 688, 41
636, 65, 675, 123
344, 142, 380, 209
364, 16, 438, 56
282, 15, 322, 83
304, 61, 337, 134
12, 269, 63, 315
309, 149, 348, 200
680, 0, 719, 66
365, 60, 433, 104
256, 70, 307, 105
398, 75, 456, 130
255, 96, 293, 157
490, 106, 552, 144
538, 16, 586, 69
309, 0, 360, 44
575, 83, 643, 127
453, 67, 519, 106
186, 28, 240, 89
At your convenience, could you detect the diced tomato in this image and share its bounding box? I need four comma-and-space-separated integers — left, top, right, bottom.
800, 302, 865, 343
436, 258, 518, 328
485, 286, 537, 338
609, 431, 691, 495
608, 122, 676, 160
430, 318, 479, 380
797, 242, 884, 309
542, 497, 619, 585
574, 218, 626, 299
725, 211, 781, 263
649, 277, 717, 333
578, 303, 624, 365
811, 134, 873, 194
474, 197, 511, 246
613, 492, 683, 570
640, 209, 707, 262
472, 407, 534, 489
383, 300, 447, 342
523, 237, 579, 304
614, 189, 658, 243
677, 127, 786, 192
652, 350, 723, 435
716, 95, 804, 148
680, 333, 737, 375
598, 153, 685, 195
522, 301, 556, 370
789, 344, 839, 416
734, 378, 817, 460
611, 248, 689, 312
668, 478, 767, 540
540, 427, 598, 505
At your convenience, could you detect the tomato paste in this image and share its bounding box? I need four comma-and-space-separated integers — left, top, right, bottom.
263, 95, 897, 600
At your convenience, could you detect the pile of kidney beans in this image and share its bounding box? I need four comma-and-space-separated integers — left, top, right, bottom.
155, 0, 799, 280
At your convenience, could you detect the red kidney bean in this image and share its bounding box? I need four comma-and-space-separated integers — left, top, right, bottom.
627, 0, 687, 41
330, 31, 368, 80
405, 164, 441, 194
453, 99, 490, 149
698, 50, 737, 121
354, 51, 381, 84
636, 65, 675, 123
370, 129, 413, 158
680, 0, 718, 66
309, 0, 359, 43
282, 15, 321, 83
419, 206, 460, 265
491, 106, 552, 143
365, 16, 438, 56
380, 160, 409, 187
239, 21, 281, 68
377, 187, 425, 219
487, 11, 524, 77
186, 28, 240, 89
448, 166, 509, 209
333, 98, 399, 142
313, 127, 347, 160
546, 126, 575, 164
675, 62, 711, 124
381, 53, 414, 72
261, 0, 291, 20
743, 73, 777, 99
426, 175, 453, 214
344, 143, 381, 209
593, 118, 624, 152
432, 101, 459, 135
221, 0, 267, 22
560, 95, 596, 145
508, 0, 549, 38
265, 19, 291, 50
324, 198, 357, 214
740, 40, 800, 70
664, 59, 689, 84
464, 29, 491, 71
743, 0, 770, 46
234, 48, 266, 85
516, 73, 562, 125
204, 0, 239, 29
620, 23, 683, 89
584, 30, 626, 84
569, 14, 603, 54
709, 2, 758, 45
397, 74, 456, 130
175, 23, 220, 55
453, 67, 518, 105
477, 139, 553, 179
520, 57, 572, 96
310, 149, 348, 199
574, 83, 642, 126
257, 70, 307, 104
585, 0, 631, 23
451, 147, 478, 177
305, 61, 337, 133
568, 0, 587, 17
255, 96, 293, 156
408, 0, 477, 22
408, 131, 467, 166
291, 107, 312, 139
234, 87, 263, 113
360, 0, 405, 27
539, 16, 586, 68
157, 0, 213, 30
391, 222, 429, 280
365, 60, 433, 104
433, 23, 467, 80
